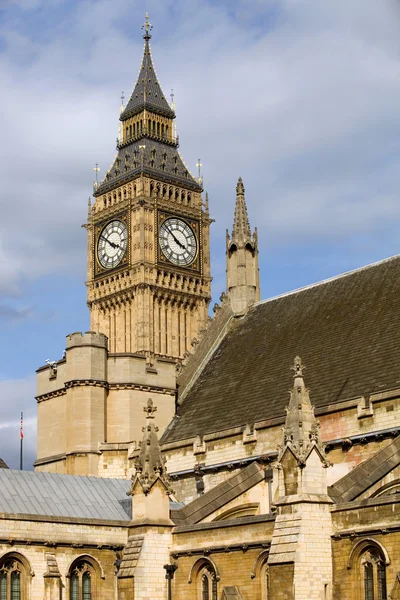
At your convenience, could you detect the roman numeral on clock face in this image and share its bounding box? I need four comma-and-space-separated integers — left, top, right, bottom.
97, 219, 128, 269
159, 217, 197, 267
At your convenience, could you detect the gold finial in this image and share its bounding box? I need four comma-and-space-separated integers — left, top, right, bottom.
196, 158, 203, 184
93, 163, 100, 189
142, 12, 153, 39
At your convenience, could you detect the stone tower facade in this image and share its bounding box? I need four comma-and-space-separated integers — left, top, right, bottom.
86, 15, 211, 358
226, 177, 260, 315
268, 357, 333, 600
35, 16, 211, 476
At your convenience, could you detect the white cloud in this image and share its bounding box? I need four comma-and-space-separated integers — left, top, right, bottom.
0, 0, 399, 291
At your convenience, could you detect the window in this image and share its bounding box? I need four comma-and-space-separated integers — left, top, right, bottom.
0, 555, 26, 600
69, 559, 98, 600
199, 566, 217, 600
361, 549, 387, 600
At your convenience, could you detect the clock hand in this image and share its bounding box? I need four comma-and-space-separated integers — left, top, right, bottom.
166, 228, 186, 250
100, 235, 125, 250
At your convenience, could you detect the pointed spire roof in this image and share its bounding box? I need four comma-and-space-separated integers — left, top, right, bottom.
231, 177, 252, 241
130, 399, 173, 496
121, 14, 175, 121
280, 357, 328, 465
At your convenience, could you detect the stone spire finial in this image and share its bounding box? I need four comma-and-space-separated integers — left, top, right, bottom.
281, 357, 327, 465
226, 177, 260, 315
232, 177, 251, 241
130, 399, 173, 496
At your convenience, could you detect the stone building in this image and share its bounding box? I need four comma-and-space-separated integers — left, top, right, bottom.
1, 13, 400, 600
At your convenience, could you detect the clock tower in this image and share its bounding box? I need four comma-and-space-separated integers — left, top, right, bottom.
87, 15, 211, 359
35, 15, 212, 477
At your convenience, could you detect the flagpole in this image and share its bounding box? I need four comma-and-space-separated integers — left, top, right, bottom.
19, 412, 23, 470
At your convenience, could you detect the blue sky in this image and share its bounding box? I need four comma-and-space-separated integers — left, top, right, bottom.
1, 0, 400, 469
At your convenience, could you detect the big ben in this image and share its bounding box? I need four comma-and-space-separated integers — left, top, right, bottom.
87, 14, 212, 359
35, 14, 212, 476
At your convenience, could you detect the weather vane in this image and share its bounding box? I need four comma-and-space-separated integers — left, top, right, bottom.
142, 13, 153, 39
170, 89, 174, 104
121, 91, 125, 107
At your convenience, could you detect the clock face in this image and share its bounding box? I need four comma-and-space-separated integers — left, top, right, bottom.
97, 220, 128, 269
159, 217, 197, 267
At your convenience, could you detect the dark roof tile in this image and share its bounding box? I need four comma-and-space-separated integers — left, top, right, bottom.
173, 462, 264, 525
164, 256, 400, 443
329, 434, 400, 503
121, 39, 174, 121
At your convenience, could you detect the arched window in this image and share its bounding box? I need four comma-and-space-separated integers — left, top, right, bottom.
199, 565, 217, 600
69, 558, 99, 600
360, 548, 387, 600
0, 554, 29, 600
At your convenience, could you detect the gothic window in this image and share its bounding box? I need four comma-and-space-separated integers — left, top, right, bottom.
198, 565, 217, 600
361, 549, 387, 600
69, 559, 97, 600
202, 574, 209, 600
0, 555, 27, 600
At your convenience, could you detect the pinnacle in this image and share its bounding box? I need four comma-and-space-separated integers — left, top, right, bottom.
232, 177, 251, 241
281, 356, 326, 462
131, 399, 172, 496
120, 18, 174, 122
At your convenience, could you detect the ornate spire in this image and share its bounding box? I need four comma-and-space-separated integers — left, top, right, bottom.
120, 14, 174, 122
130, 399, 173, 496
232, 177, 251, 241
280, 357, 328, 465
141, 12, 152, 41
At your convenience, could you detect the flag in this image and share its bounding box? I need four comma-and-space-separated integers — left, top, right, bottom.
20, 413, 24, 440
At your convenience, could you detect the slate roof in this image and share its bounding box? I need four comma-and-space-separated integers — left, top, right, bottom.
171, 462, 265, 525
329, 434, 400, 503
117, 535, 144, 578
0, 469, 131, 521
164, 255, 400, 443
94, 32, 202, 197
121, 37, 174, 121
0, 458, 9, 469
95, 138, 202, 197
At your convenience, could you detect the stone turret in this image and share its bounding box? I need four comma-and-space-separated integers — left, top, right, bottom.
226, 177, 260, 315
129, 398, 173, 525
268, 358, 333, 600
121, 399, 174, 600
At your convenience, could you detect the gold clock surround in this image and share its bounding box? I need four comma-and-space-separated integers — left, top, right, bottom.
157, 210, 201, 273
94, 211, 130, 278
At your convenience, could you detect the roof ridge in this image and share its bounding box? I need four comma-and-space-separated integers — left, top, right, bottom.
256, 254, 400, 307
